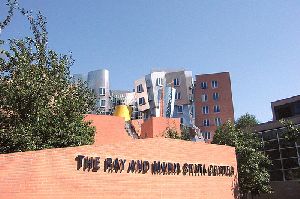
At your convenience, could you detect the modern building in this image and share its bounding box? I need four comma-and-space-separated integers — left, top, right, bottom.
134, 70, 194, 127
110, 90, 137, 119
253, 95, 300, 199
87, 69, 110, 114
194, 72, 234, 141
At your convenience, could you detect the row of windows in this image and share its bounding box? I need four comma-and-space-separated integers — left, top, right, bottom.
137, 77, 181, 94
203, 118, 222, 127
202, 105, 220, 114
91, 88, 106, 96
200, 80, 218, 89
201, 93, 219, 102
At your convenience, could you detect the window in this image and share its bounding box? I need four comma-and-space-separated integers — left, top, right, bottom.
201, 94, 208, 102
215, 117, 221, 126
212, 80, 218, 88
138, 97, 145, 105
175, 91, 181, 100
201, 82, 207, 89
180, 118, 184, 124
202, 106, 209, 114
213, 92, 219, 101
138, 112, 143, 119
99, 87, 105, 96
203, 119, 210, 126
156, 78, 163, 86
137, 84, 143, 93
214, 105, 220, 113
177, 105, 183, 113
174, 78, 180, 86
202, 132, 211, 140
100, 99, 106, 107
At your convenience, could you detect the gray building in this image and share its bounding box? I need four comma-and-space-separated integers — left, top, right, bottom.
87, 69, 110, 114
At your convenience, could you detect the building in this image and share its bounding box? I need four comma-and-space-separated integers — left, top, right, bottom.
87, 69, 111, 114
253, 95, 300, 199
194, 72, 234, 141
110, 90, 137, 119
134, 70, 194, 127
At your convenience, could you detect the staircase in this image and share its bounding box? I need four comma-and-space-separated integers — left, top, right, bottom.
125, 121, 139, 139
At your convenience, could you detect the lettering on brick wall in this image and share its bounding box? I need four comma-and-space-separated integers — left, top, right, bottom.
75, 155, 234, 177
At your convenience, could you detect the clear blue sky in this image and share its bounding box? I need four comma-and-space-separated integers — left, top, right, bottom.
1, 0, 300, 123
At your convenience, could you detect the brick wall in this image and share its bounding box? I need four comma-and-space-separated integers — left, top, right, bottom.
0, 138, 238, 199
139, 117, 181, 138
84, 114, 132, 145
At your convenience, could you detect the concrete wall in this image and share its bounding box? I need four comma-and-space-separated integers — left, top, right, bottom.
0, 138, 238, 199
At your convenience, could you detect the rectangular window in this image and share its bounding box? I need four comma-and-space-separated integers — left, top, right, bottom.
138, 97, 145, 105
177, 105, 183, 113
202, 106, 209, 114
175, 91, 181, 100
201, 82, 207, 89
99, 87, 105, 96
202, 132, 211, 140
100, 99, 106, 107
156, 78, 163, 86
203, 119, 210, 126
215, 117, 221, 126
180, 117, 184, 124
214, 105, 220, 113
213, 92, 219, 101
212, 80, 218, 88
174, 78, 180, 86
137, 84, 143, 93
201, 94, 208, 102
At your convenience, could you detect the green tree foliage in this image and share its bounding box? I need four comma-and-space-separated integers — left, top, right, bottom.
212, 114, 272, 198
0, 1, 96, 153
165, 126, 191, 141
280, 119, 300, 143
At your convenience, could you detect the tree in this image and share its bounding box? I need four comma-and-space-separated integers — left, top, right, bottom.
280, 119, 300, 143
0, 1, 96, 153
212, 114, 272, 198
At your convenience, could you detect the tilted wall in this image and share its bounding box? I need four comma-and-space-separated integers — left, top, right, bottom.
0, 138, 238, 199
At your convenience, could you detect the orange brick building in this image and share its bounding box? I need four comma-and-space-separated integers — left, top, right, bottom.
0, 115, 238, 199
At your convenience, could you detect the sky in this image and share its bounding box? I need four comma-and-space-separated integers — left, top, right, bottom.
1, 0, 300, 123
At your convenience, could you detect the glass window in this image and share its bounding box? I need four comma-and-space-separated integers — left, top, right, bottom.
202, 106, 209, 114
175, 91, 181, 100
284, 168, 300, 181
214, 105, 220, 113
213, 92, 219, 101
201, 94, 208, 102
262, 130, 278, 141
279, 139, 296, 148
215, 117, 222, 126
137, 84, 143, 93
100, 99, 105, 107
203, 119, 210, 126
264, 139, 279, 150
156, 78, 163, 86
265, 149, 280, 160
282, 158, 299, 169
212, 80, 218, 88
177, 105, 183, 113
174, 78, 180, 86
201, 82, 207, 89
99, 88, 105, 96
269, 170, 284, 181
202, 132, 211, 140
138, 97, 145, 105
180, 117, 184, 124
281, 148, 298, 158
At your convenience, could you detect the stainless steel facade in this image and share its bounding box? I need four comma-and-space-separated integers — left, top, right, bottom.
87, 69, 110, 114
